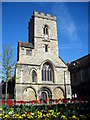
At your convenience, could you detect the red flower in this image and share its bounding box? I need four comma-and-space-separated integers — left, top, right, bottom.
14, 101, 16, 105
32, 100, 37, 104
29, 100, 31, 104
10, 100, 13, 104
62, 99, 65, 103
70, 99, 73, 103
62, 99, 68, 103
17, 100, 22, 104
65, 99, 68, 103
74, 99, 76, 104
31, 101, 33, 104
55, 99, 59, 103
23, 101, 26, 105
1, 101, 4, 105
7, 100, 11, 107
44, 99, 47, 103
49, 103, 51, 108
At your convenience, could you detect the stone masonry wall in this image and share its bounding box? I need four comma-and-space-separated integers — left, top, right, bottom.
15, 11, 71, 101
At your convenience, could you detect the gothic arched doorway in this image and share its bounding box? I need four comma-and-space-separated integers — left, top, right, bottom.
38, 87, 52, 101
41, 91, 47, 100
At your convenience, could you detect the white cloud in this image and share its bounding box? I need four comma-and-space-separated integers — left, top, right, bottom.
51, 3, 82, 50
53, 3, 79, 42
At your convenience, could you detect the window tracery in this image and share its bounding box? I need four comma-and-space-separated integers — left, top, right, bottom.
42, 62, 54, 82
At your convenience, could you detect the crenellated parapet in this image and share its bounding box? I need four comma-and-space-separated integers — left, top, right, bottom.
33, 11, 56, 21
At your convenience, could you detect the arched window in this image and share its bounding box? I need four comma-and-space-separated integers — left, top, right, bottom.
42, 62, 54, 82
32, 70, 37, 82
43, 25, 48, 35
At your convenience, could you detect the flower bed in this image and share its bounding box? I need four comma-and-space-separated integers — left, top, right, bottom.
0, 99, 90, 120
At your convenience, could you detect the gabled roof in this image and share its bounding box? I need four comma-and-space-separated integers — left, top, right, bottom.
69, 54, 90, 70
71, 54, 90, 64
58, 56, 67, 66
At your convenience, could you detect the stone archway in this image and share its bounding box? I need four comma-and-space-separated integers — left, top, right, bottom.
54, 87, 64, 99
41, 91, 47, 100
23, 87, 36, 101
38, 87, 52, 101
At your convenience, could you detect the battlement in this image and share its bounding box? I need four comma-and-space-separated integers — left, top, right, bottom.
33, 11, 56, 21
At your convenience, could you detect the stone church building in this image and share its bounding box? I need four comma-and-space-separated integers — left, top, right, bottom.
15, 11, 71, 101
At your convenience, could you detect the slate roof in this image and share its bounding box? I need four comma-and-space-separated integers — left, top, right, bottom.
19, 41, 34, 49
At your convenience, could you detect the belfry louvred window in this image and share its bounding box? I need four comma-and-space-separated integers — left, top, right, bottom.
43, 25, 48, 35
42, 62, 54, 82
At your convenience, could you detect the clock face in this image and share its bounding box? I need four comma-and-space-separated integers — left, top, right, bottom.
44, 34, 49, 40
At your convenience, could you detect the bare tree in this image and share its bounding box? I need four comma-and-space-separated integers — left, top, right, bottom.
0, 45, 15, 100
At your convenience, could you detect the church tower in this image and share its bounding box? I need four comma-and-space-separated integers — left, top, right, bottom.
15, 11, 71, 101
28, 11, 58, 56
